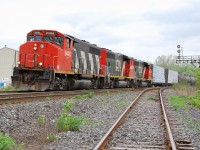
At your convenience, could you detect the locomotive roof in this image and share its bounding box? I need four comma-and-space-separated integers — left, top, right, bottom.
64, 34, 101, 49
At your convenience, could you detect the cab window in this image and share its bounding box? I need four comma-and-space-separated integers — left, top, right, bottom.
35, 35, 42, 41
27, 36, 34, 41
54, 36, 63, 46
44, 36, 53, 43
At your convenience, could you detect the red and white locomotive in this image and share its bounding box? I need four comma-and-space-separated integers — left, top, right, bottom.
12, 29, 179, 91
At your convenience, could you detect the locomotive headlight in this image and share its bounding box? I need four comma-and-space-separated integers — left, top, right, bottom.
17, 61, 20, 64
34, 47, 37, 50
34, 43, 37, 46
39, 62, 43, 66
40, 44, 44, 48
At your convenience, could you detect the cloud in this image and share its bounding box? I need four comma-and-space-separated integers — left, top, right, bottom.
0, 0, 200, 63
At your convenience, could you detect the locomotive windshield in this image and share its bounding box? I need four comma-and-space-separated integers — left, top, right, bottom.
35, 36, 42, 41
27, 33, 63, 47
44, 36, 53, 43
27, 36, 34, 41
54, 36, 63, 46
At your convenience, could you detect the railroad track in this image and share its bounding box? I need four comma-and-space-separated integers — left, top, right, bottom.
93, 88, 195, 150
0, 88, 137, 105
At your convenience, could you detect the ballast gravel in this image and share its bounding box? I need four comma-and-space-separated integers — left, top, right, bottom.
0, 90, 140, 150
0, 89, 199, 150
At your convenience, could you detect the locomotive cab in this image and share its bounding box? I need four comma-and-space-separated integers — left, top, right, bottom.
12, 30, 74, 91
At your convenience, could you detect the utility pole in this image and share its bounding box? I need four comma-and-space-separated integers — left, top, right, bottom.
176, 45, 200, 68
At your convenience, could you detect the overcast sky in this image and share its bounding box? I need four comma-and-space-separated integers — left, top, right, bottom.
0, 0, 200, 63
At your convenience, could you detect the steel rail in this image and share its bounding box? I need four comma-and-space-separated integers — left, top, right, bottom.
159, 88, 177, 150
0, 88, 139, 105
94, 87, 160, 150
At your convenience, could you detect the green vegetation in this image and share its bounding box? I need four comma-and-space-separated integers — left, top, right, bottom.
74, 92, 94, 100
62, 101, 74, 113
56, 101, 87, 132
45, 97, 51, 101
195, 69, 200, 89
38, 115, 45, 126
97, 101, 108, 107
183, 118, 200, 133
46, 133, 57, 142
56, 114, 87, 131
154, 55, 197, 76
148, 96, 156, 101
0, 132, 17, 150
117, 100, 128, 109
169, 96, 187, 111
0, 85, 23, 91
188, 90, 200, 109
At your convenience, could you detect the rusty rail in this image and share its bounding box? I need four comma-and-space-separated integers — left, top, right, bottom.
94, 87, 160, 150
159, 88, 177, 150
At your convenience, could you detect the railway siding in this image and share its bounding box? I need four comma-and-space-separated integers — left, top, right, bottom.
163, 89, 200, 150
107, 90, 167, 149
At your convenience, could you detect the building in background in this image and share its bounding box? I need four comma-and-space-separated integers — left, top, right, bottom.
0, 46, 18, 87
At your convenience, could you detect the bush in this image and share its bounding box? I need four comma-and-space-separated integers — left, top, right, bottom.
56, 114, 86, 131
0, 132, 17, 150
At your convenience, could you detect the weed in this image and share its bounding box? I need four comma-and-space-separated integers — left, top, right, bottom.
188, 91, 200, 109
85, 92, 94, 98
97, 101, 108, 107
148, 96, 155, 101
74, 92, 94, 100
46, 133, 57, 142
117, 100, 128, 109
62, 101, 74, 113
0, 132, 17, 150
184, 118, 200, 133
38, 115, 45, 126
74, 95, 82, 100
45, 97, 51, 101
169, 96, 187, 111
56, 114, 87, 131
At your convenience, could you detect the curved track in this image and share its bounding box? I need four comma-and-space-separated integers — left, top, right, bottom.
94, 88, 195, 150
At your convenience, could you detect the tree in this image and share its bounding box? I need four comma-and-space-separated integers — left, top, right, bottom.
154, 55, 197, 76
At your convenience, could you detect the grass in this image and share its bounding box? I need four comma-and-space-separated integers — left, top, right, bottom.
0, 132, 19, 150
169, 96, 187, 111
187, 90, 200, 109
74, 92, 94, 100
46, 133, 57, 142
117, 100, 128, 109
172, 82, 197, 96
45, 97, 51, 101
38, 115, 45, 126
183, 117, 200, 133
0, 85, 23, 91
62, 101, 74, 113
148, 96, 156, 101
97, 101, 108, 107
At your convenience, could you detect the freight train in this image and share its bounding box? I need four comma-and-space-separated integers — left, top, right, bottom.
11, 30, 194, 91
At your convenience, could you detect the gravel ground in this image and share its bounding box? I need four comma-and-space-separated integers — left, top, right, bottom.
108, 90, 167, 149
0, 91, 140, 150
0, 88, 199, 150
163, 89, 200, 150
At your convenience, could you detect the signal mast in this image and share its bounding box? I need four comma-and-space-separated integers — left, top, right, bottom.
176, 45, 200, 68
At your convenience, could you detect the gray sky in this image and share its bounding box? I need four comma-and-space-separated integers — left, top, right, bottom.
0, 0, 200, 63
